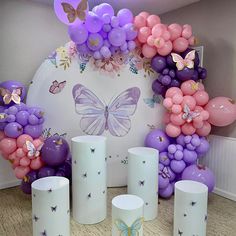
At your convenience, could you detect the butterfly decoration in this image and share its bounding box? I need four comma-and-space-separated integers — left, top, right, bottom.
98, 171, 101, 175
47, 51, 57, 67
182, 104, 200, 123
0, 113, 7, 120
48, 189, 52, 193
115, 217, 143, 236
33, 215, 39, 222
159, 167, 171, 179
87, 193, 91, 199
178, 229, 183, 236
191, 82, 200, 91
90, 148, 95, 153
49, 80, 66, 95
171, 50, 195, 71
61, 0, 88, 23
205, 214, 208, 222
103, 190, 106, 194
184, 213, 187, 217
139, 180, 145, 186
143, 94, 161, 108
191, 201, 197, 206
41, 230, 47, 236
51, 206, 57, 212
72, 84, 141, 137
82, 173, 87, 178
0, 87, 22, 105
142, 161, 146, 164
25, 141, 43, 159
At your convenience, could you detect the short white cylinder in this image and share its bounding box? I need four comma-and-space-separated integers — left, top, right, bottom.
174, 180, 208, 236
32, 176, 70, 236
127, 147, 159, 221
71, 135, 107, 224
112, 194, 144, 236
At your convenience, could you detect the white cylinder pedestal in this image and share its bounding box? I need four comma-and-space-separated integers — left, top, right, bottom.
174, 180, 208, 236
112, 194, 144, 236
71, 135, 107, 224
127, 147, 159, 221
32, 176, 70, 236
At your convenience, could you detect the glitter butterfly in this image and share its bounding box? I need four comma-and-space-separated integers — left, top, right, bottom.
0, 87, 22, 105
26, 141, 43, 158
159, 167, 171, 179
171, 50, 195, 71
61, 0, 88, 23
182, 104, 200, 123
143, 94, 161, 108
115, 217, 143, 236
49, 80, 66, 94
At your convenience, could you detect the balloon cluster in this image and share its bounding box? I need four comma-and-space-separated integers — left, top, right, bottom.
151, 48, 207, 96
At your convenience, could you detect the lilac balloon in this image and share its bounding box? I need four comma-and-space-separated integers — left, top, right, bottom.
159, 174, 170, 189
76, 43, 91, 56
186, 143, 196, 151
103, 39, 111, 48
38, 166, 56, 178
176, 134, 185, 146
127, 41, 136, 51
100, 46, 111, 59
184, 135, 192, 144
16, 111, 29, 126
120, 42, 128, 51
87, 33, 104, 51
102, 13, 111, 24
68, 22, 88, 44
85, 12, 103, 33
170, 160, 186, 173
6, 115, 16, 123
99, 30, 108, 39
93, 51, 102, 60
8, 106, 18, 115
182, 164, 215, 192
195, 138, 210, 155
167, 167, 176, 182
159, 183, 174, 198
183, 149, 198, 164
151, 56, 167, 73
24, 124, 43, 138
176, 144, 183, 151
117, 9, 133, 26
4, 122, 23, 138
15, 102, 27, 111
0, 122, 7, 131
159, 152, 170, 166
123, 23, 138, 41
174, 150, 184, 160
108, 27, 126, 47
103, 24, 112, 33
28, 115, 39, 125
93, 3, 114, 17
111, 16, 119, 28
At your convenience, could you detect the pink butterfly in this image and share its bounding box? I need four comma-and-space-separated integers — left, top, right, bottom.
0, 87, 22, 105
49, 80, 66, 94
26, 141, 43, 158
182, 104, 200, 123
171, 50, 195, 70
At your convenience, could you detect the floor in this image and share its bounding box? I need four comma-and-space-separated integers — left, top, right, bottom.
0, 187, 236, 236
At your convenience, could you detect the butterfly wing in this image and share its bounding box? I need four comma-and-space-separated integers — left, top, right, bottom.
26, 141, 36, 157
49, 81, 59, 94
130, 217, 143, 235
76, 0, 88, 21
61, 2, 76, 23
107, 87, 141, 137
115, 219, 129, 236
11, 88, 22, 104
143, 98, 154, 108
171, 53, 185, 70
184, 50, 195, 69
72, 84, 106, 135
0, 88, 12, 104
182, 104, 190, 120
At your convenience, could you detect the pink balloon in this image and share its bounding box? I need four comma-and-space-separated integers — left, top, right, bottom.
17, 134, 33, 148
173, 37, 189, 52
166, 123, 181, 137
14, 166, 30, 179
182, 24, 192, 39
134, 15, 146, 29
32, 139, 44, 149
147, 15, 161, 28
1, 153, 9, 160
157, 40, 173, 56
196, 121, 211, 136
193, 91, 209, 106
30, 156, 44, 170
139, 12, 150, 19
205, 97, 236, 127
172, 94, 184, 104
147, 35, 155, 46
182, 95, 196, 110
170, 113, 185, 126
166, 87, 183, 98
16, 148, 26, 158
8, 152, 17, 161
188, 36, 196, 46
200, 110, 210, 121
181, 80, 199, 96
138, 27, 151, 43
193, 116, 204, 129
163, 97, 173, 109
154, 37, 165, 49
142, 44, 157, 58
12, 157, 21, 169
172, 105, 182, 114
0, 131, 5, 141
181, 123, 196, 135
0, 138, 17, 155
194, 106, 204, 113
162, 30, 171, 41
168, 23, 182, 41
163, 112, 171, 124
20, 156, 30, 167
152, 24, 166, 37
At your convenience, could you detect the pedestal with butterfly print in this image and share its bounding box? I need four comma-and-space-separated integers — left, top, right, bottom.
27, 41, 163, 187
71, 136, 107, 224
31, 176, 70, 236
173, 180, 208, 236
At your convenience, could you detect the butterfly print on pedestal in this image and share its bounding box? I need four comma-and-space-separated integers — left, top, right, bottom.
74, 160, 77, 164
90, 148, 95, 153
49, 80, 66, 94
82, 173, 87, 178
87, 193, 91, 199
139, 180, 145, 186
98, 171, 101, 175
142, 160, 146, 164
33, 215, 39, 222
191, 201, 197, 206
51, 206, 57, 212
184, 213, 187, 217
41, 230, 47, 236
48, 189, 52, 193
103, 190, 106, 194
205, 214, 208, 222
178, 229, 183, 236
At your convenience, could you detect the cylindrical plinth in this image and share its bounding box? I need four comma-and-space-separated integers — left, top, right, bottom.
112, 194, 144, 236
174, 180, 208, 236
32, 176, 70, 236
71, 135, 107, 224
128, 147, 159, 221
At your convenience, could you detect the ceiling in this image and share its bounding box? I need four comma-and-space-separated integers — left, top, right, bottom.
32, 0, 200, 15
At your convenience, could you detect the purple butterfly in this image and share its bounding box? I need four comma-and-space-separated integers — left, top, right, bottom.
182, 104, 200, 123
159, 167, 171, 179
72, 84, 141, 137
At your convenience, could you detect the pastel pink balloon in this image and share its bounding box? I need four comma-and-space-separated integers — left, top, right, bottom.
139, 12, 150, 19
153, 37, 165, 49
166, 123, 181, 137
193, 116, 204, 129
162, 30, 171, 41
163, 97, 173, 109
19, 156, 30, 167
134, 15, 146, 29
173, 37, 189, 52
142, 44, 157, 58
0, 138, 17, 155
0, 131, 5, 141
147, 35, 155, 46
12, 157, 21, 169
1, 153, 9, 160
196, 121, 211, 136
152, 24, 166, 37
138, 27, 151, 43
188, 36, 196, 46
16, 148, 26, 158
170, 113, 185, 126
198, 83, 205, 91
172, 105, 182, 114
182, 24, 192, 39
17, 134, 33, 148
166, 87, 183, 98
181, 80, 198, 95
172, 94, 184, 104
168, 23, 182, 41
182, 96, 196, 110
30, 156, 44, 170
193, 91, 209, 106
157, 40, 173, 56
163, 112, 171, 124
194, 106, 204, 113
181, 123, 196, 135
200, 110, 210, 120
147, 15, 161, 28
205, 97, 236, 127
32, 139, 43, 149
14, 166, 30, 179
8, 151, 17, 161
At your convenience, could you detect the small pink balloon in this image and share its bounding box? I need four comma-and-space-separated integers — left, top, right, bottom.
182, 96, 196, 110
139, 12, 150, 19
16, 148, 26, 158
14, 166, 30, 179
147, 15, 161, 28
20, 156, 30, 167
163, 98, 173, 109
170, 113, 185, 126
154, 37, 165, 49
17, 134, 33, 148
200, 110, 210, 121
152, 24, 166, 37
142, 44, 157, 58
181, 123, 196, 135
166, 123, 181, 137
0, 131, 5, 141
12, 156, 21, 169
134, 15, 146, 29
0, 138, 17, 155
193, 119, 204, 129
147, 35, 155, 46
188, 36, 196, 46
193, 91, 209, 106
162, 30, 171, 41
157, 40, 173, 56
168, 23, 182, 41
172, 105, 182, 114
166, 87, 183, 98
194, 106, 204, 113
163, 112, 171, 124
30, 156, 44, 170
181, 80, 198, 95
8, 151, 17, 161
172, 94, 184, 105
182, 24, 192, 39
196, 121, 211, 136
173, 37, 189, 52
138, 27, 151, 43
198, 83, 205, 91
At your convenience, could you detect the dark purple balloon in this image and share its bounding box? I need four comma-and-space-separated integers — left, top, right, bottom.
4, 122, 23, 138
20, 170, 38, 194
176, 68, 195, 81
151, 56, 167, 73
56, 170, 66, 177
24, 124, 43, 138
41, 136, 69, 167
166, 54, 176, 68
152, 79, 167, 96
57, 160, 72, 178
170, 79, 180, 88
38, 166, 56, 178
20, 180, 32, 194
190, 70, 199, 81
199, 67, 207, 80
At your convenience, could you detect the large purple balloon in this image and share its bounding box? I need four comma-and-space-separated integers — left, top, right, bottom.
117, 8, 133, 26
151, 56, 167, 73
24, 124, 43, 139
20, 170, 38, 194
87, 33, 104, 51
108, 27, 126, 47
16, 110, 29, 126
176, 67, 195, 81
195, 138, 210, 156
4, 122, 23, 138
123, 23, 138, 41
38, 166, 56, 178
85, 11, 103, 33
68, 22, 88, 44
41, 136, 69, 167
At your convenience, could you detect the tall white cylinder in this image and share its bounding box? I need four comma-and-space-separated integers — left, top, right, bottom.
127, 147, 159, 221
71, 135, 107, 224
32, 176, 70, 236
112, 194, 144, 236
174, 180, 208, 236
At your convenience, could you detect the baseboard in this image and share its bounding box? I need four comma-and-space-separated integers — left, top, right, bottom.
0, 180, 21, 190
213, 188, 236, 202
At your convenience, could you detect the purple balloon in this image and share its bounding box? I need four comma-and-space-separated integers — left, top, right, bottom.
0, 122, 7, 131
111, 16, 119, 28
108, 27, 126, 47
41, 136, 69, 167
20, 170, 38, 194
93, 3, 114, 17
151, 56, 167, 73
117, 8, 133, 26
87, 33, 104, 51
159, 152, 170, 166
152, 79, 167, 96
170, 160, 186, 173
4, 122, 23, 138
166, 54, 176, 68
127, 41, 136, 51
15, 102, 27, 111
68, 22, 88, 44
28, 115, 39, 125
167, 167, 176, 182
176, 67, 195, 81
199, 68, 207, 80
170, 79, 180, 88
15, 110, 28, 127
182, 164, 215, 192
103, 24, 112, 33
57, 161, 71, 178
20, 181, 31, 194
176, 134, 185, 146
183, 149, 198, 164
195, 138, 210, 156
100, 46, 111, 59
38, 166, 56, 178
99, 30, 108, 39
85, 12, 103, 33
24, 124, 43, 138
94, 51, 102, 60
8, 106, 18, 115
56, 170, 65, 177
190, 70, 199, 81
159, 174, 170, 189
102, 14, 111, 24
161, 75, 171, 86
6, 114, 16, 123
186, 143, 196, 151
174, 150, 184, 160
159, 183, 174, 198
76, 43, 92, 56
123, 23, 138, 41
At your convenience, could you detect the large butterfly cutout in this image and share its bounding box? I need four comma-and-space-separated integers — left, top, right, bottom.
0, 87, 22, 105
26, 141, 44, 158
171, 50, 195, 70
49, 80, 66, 94
182, 104, 200, 123
115, 217, 143, 236
61, 0, 88, 23
72, 84, 141, 137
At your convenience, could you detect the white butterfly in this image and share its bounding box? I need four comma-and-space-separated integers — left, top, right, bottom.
182, 104, 200, 123
171, 50, 195, 71
26, 141, 43, 158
